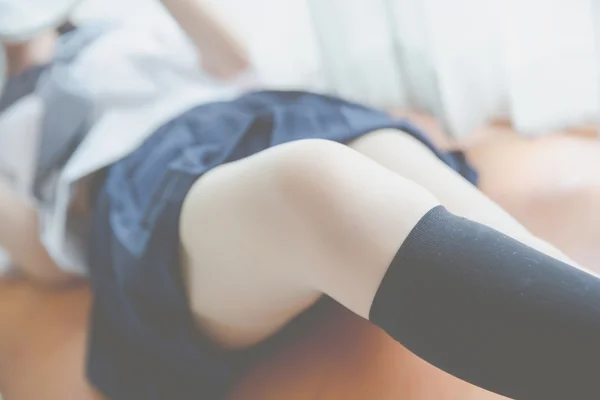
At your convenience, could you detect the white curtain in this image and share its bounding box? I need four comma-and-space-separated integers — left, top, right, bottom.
74, 0, 325, 89
308, 0, 599, 138
73, 0, 600, 138
594, 0, 600, 130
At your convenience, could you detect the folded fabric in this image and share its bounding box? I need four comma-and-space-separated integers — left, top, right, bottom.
0, 0, 81, 41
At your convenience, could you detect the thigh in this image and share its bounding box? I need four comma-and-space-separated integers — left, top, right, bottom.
180, 139, 437, 350
350, 129, 517, 226
349, 129, 579, 268
179, 144, 322, 350
226, 128, 588, 400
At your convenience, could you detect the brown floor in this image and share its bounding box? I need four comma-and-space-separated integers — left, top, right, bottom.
468, 128, 600, 272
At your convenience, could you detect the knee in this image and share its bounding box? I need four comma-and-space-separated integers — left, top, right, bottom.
182, 137, 436, 245
263, 139, 439, 235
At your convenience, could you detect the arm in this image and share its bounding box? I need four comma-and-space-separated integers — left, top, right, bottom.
159, 0, 250, 79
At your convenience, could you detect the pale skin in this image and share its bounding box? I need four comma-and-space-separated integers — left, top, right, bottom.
0, 130, 568, 400
179, 131, 581, 351
0, 123, 582, 397
3, 125, 600, 400
0, 1, 591, 398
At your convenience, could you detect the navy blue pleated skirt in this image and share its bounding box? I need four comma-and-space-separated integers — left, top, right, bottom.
87, 91, 478, 400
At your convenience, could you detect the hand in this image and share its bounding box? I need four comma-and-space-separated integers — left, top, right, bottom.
3, 30, 57, 76
160, 0, 250, 79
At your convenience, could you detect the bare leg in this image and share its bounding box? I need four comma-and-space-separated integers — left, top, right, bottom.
0, 130, 596, 400
389, 112, 600, 271
209, 129, 598, 399
349, 129, 582, 269
180, 133, 580, 350
180, 139, 439, 349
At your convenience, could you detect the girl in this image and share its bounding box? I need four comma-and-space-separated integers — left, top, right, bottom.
2, 1, 600, 399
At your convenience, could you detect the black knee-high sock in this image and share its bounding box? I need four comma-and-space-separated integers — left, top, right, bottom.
369, 206, 600, 400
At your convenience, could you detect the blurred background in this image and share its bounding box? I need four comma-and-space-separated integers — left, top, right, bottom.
70, 0, 599, 139
0, 1, 599, 294
1, 0, 600, 315
1, 1, 600, 398
2, 0, 599, 138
